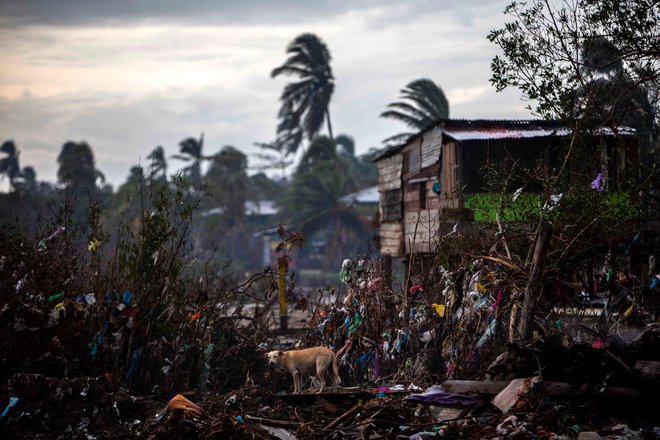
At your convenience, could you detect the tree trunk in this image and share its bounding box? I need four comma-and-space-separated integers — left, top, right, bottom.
326, 109, 334, 141
516, 222, 552, 342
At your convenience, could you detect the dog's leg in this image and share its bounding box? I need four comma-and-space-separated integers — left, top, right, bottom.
331, 353, 341, 390
292, 370, 301, 394
316, 362, 327, 394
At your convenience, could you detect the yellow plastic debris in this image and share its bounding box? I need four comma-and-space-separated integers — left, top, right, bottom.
432, 303, 446, 317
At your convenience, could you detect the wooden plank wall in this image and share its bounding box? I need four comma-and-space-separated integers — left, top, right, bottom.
380, 222, 403, 256
404, 209, 441, 254
377, 154, 403, 191
441, 142, 459, 198
377, 153, 404, 256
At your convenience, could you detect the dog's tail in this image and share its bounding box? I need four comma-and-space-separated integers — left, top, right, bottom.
332, 352, 341, 384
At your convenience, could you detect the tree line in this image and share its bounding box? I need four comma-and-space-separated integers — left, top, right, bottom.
0, 32, 453, 276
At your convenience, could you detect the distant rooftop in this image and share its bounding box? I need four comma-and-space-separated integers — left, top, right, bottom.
200, 200, 277, 217
340, 185, 379, 205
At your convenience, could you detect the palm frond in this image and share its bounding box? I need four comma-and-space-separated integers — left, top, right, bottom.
380, 109, 423, 128
1, 140, 16, 156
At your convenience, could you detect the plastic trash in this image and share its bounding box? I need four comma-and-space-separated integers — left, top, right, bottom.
590, 173, 604, 192
166, 394, 204, 419
48, 292, 64, 302
1, 396, 19, 418
126, 347, 143, 379
475, 318, 496, 349
650, 275, 660, 289
432, 303, 446, 317
407, 385, 477, 406
512, 187, 523, 201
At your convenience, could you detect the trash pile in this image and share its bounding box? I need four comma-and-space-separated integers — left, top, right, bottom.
2, 221, 659, 438
303, 253, 660, 388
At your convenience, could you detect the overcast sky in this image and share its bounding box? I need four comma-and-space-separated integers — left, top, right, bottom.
0, 0, 534, 190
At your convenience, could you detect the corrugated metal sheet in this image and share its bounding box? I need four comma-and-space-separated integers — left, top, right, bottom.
421, 129, 442, 168
442, 127, 570, 141
438, 122, 635, 142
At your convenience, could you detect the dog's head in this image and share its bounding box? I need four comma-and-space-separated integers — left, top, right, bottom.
266, 350, 284, 366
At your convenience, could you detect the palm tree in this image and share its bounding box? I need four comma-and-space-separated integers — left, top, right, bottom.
280, 136, 368, 267
0, 140, 20, 190
147, 146, 167, 182
297, 135, 338, 173
272, 33, 335, 155
204, 146, 249, 228
57, 141, 105, 188
280, 161, 367, 268
18, 166, 38, 194
380, 78, 450, 144
253, 140, 294, 179
335, 134, 355, 157
172, 133, 206, 187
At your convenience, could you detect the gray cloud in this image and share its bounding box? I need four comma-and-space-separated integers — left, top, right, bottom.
0, 0, 536, 189
0, 84, 282, 188
0, 0, 496, 28
1, 0, 403, 27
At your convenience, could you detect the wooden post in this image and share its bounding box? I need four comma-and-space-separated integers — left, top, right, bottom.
382, 254, 392, 290
277, 256, 288, 331
517, 222, 552, 342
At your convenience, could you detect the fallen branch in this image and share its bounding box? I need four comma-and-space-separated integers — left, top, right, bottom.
323, 403, 363, 431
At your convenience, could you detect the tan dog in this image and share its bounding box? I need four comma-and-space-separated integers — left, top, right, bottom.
267, 347, 341, 394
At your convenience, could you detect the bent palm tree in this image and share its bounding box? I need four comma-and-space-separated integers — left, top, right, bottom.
272, 33, 335, 155
381, 78, 450, 144
57, 141, 105, 188
172, 134, 206, 187
147, 146, 167, 182
0, 140, 20, 189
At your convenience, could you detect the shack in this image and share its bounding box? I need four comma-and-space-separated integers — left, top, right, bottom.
373, 119, 637, 259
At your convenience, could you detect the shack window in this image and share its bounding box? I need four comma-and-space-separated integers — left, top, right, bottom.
382, 189, 402, 222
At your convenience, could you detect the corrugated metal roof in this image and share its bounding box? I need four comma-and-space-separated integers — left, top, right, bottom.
373, 119, 637, 160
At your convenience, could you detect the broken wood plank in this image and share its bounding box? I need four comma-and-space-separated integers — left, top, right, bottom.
323, 403, 363, 431
441, 380, 510, 395
314, 396, 338, 414
492, 377, 541, 413
543, 382, 640, 398
442, 379, 641, 399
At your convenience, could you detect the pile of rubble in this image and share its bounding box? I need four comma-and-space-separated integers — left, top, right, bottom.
2, 325, 658, 438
